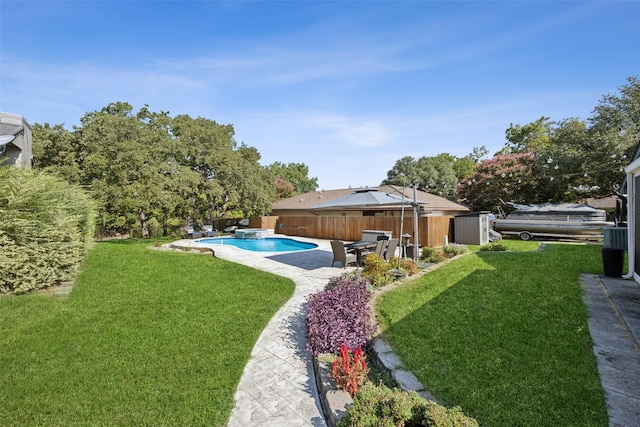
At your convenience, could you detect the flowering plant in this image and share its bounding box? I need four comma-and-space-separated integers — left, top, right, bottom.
331, 342, 369, 396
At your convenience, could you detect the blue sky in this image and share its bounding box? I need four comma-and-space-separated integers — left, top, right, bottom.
1, 1, 639, 190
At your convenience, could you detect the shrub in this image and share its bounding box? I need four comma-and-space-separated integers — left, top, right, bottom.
338, 382, 479, 427
479, 243, 507, 251
361, 253, 394, 287
421, 245, 468, 263
0, 167, 96, 294
390, 256, 418, 276
306, 278, 377, 356
421, 246, 447, 263
443, 243, 468, 258
331, 343, 369, 396
325, 271, 371, 291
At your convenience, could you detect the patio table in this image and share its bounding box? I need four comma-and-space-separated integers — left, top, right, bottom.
344, 240, 377, 266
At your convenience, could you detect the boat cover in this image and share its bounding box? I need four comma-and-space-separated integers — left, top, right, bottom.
507, 202, 605, 216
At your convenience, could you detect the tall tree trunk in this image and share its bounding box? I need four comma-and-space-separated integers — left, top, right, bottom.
207, 194, 214, 225
138, 206, 149, 238
162, 208, 168, 236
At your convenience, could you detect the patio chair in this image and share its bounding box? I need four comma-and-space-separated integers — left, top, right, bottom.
202, 225, 218, 237
365, 239, 386, 259
331, 240, 358, 268
184, 226, 203, 239
384, 238, 399, 261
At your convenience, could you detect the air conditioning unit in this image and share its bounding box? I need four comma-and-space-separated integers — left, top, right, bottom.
603, 227, 628, 250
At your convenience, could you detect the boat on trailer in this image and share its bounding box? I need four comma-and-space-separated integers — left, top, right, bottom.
492, 202, 614, 241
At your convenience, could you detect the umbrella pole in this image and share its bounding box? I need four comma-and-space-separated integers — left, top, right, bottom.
399, 183, 405, 271
413, 184, 419, 262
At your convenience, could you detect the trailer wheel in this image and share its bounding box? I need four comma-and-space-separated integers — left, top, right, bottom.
519, 231, 533, 241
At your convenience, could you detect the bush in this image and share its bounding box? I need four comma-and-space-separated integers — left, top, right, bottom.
361, 253, 394, 287
479, 243, 507, 252
421, 244, 468, 263
443, 243, 468, 258
361, 254, 419, 287
325, 272, 371, 291
0, 167, 96, 293
420, 246, 447, 263
338, 382, 478, 427
390, 257, 419, 276
306, 277, 377, 356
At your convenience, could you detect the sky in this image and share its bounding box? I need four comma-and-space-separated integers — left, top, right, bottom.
1, 1, 639, 190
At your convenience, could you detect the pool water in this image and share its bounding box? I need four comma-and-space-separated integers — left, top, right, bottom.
198, 237, 318, 252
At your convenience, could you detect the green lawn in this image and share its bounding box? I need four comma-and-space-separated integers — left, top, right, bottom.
376, 242, 609, 427
0, 240, 294, 426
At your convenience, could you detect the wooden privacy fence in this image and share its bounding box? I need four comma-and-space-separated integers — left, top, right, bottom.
248, 216, 279, 230
259, 216, 453, 248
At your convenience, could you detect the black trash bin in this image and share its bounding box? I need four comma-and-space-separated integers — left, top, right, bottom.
602, 247, 624, 277
406, 244, 415, 259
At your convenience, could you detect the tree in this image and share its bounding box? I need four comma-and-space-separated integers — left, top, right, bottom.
32, 103, 277, 237
267, 162, 318, 194
381, 156, 420, 186
587, 75, 640, 196
274, 176, 295, 199
458, 153, 538, 212
31, 123, 82, 181
590, 76, 640, 139
464, 76, 640, 211
501, 116, 554, 154
171, 115, 275, 224
453, 146, 489, 181
382, 154, 460, 199
415, 155, 458, 199
77, 102, 172, 238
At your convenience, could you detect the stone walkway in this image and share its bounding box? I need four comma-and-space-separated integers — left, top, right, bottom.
581, 274, 640, 427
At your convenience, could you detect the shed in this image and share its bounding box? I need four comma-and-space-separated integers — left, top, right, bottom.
454, 212, 490, 246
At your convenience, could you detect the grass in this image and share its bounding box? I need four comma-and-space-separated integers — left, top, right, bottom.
0, 240, 294, 426
376, 241, 609, 427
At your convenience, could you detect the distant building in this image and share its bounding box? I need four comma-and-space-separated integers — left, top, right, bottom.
0, 112, 33, 168
272, 185, 469, 217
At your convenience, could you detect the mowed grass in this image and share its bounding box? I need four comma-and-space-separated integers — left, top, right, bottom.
0, 240, 294, 426
376, 242, 609, 427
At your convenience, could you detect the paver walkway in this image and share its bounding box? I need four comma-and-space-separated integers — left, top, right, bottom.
581, 274, 640, 427
176, 238, 351, 426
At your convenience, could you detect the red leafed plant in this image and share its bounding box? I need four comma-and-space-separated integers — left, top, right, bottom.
331, 342, 369, 396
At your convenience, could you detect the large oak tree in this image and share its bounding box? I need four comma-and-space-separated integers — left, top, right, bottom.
33, 103, 280, 237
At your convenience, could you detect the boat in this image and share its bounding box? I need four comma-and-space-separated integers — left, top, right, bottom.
492, 202, 614, 240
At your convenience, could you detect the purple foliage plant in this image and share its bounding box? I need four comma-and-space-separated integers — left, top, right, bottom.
306, 274, 378, 356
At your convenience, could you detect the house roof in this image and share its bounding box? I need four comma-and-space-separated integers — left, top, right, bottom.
0, 112, 31, 136
272, 185, 469, 213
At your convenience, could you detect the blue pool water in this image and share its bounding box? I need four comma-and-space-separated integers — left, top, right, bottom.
198, 237, 318, 252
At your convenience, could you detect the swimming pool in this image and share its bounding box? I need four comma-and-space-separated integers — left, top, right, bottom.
197, 237, 318, 252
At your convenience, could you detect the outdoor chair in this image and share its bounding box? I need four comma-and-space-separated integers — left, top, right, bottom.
384, 238, 399, 261
202, 225, 218, 237
364, 239, 386, 259
330, 240, 358, 268
184, 226, 203, 239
